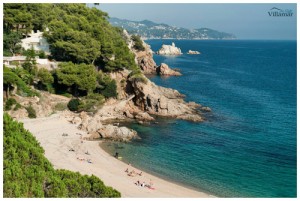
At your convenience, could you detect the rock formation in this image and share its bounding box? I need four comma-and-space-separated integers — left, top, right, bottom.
129, 75, 204, 122
157, 42, 182, 55
122, 30, 183, 76
7, 91, 70, 119
156, 63, 182, 76
187, 50, 201, 54
97, 125, 138, 142
123, 29, 157, 74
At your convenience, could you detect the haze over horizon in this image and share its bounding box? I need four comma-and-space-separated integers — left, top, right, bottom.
91, 3, 297, 40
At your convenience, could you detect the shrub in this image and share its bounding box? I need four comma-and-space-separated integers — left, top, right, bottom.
14, 103, 22, 111
25, 105, 37, 118
5, 98, 17, 111
67, 99, 80, 112
131, 35, 145, 51
54, 102, 67, 111
101, 80, 117, 99
38, 50, 46, 59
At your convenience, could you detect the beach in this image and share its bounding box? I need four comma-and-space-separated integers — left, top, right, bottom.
20, 113, 214, 198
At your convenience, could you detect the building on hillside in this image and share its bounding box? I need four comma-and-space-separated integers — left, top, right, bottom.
21, 30, 50, 53
3, 56, 57, 70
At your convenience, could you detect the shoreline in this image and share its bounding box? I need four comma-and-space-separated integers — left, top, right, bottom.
20, 113, 215, 198
99, 140, 212, 196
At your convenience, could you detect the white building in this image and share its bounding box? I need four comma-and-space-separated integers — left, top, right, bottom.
4, 56, 57, 70
21, 30, 50, 53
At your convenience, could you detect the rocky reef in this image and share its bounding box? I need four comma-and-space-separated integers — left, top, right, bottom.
187, 50, 201, 54
157, 42, 182, 55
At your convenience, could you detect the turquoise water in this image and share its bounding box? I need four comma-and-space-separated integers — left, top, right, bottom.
101, 40, 297, 197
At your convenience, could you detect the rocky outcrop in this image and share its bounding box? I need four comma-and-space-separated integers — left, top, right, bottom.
7, 92, 70, 119
128, 76, 204, 122
74, 111, 139, 142
122, 30, 183, 76
187, 50, 201, 54
98, 125, 139, 142
157, 42, 182, 55
156, 63, 182, 76
123, 29, 157, 74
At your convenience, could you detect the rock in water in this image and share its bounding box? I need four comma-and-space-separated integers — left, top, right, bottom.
157, 42, 182, 55
156, 63, 182, 76
187, 50, 201, 54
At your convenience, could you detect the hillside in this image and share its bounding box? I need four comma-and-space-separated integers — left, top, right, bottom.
109, 17, 236, 40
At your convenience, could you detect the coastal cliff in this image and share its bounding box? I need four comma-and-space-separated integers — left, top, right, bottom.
124, 30, 181, 76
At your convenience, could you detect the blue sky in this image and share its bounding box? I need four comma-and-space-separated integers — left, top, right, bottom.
94, 3, 297, 40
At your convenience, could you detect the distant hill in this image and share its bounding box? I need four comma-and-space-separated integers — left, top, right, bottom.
109, 17, 237, 40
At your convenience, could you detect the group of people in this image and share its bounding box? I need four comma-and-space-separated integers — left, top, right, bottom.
135, 180, 154, 189
125, 168, 142, 177
76, 157, 92, 164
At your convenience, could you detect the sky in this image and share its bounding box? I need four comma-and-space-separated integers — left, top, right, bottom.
95, 3, 297, 40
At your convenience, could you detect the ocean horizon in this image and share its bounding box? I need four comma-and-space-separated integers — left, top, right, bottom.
101, 39, 297, 197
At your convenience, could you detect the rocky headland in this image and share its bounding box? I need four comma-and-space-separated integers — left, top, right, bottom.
124, 30, 181, 76
10, 33, 210, 142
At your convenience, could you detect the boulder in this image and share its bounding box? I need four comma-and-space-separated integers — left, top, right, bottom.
135, 112, 155, 121
71, 116, 82, 124
98, 125, 139, 142
156, 63, 182, 76
201, 106, 212, 112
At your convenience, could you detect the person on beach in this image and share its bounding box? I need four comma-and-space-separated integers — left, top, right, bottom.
128, 170, 136, 177
138, 171, 143, 176
125, 168, 129, 173
135, 180, 140, 186
114, 152, 119, 158
142, 182, 145, 187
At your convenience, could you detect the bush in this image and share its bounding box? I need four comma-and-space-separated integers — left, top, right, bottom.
129, 71, 148, 84
5, 98, 17, 111
67, 99, 80, 112
101, 80, 117, 99
131, 35, 145, 51
54, 102, 67, 111
38, 50, 46, 59
14, 103, 22, 111
25, 105, 37, 118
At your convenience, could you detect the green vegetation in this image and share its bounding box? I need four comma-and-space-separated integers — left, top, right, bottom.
25, 105, 37, 118
5, 98, 17, 111
3, 32, 22, 56
14, 103, 22, 111
3, 3, 145, 112
54, 102, 67, 111
56, 62, 97, 96
67, 99, 80, 112
131, 35, 145, 51
3, 113, 121, 197
4, 66, 40, 98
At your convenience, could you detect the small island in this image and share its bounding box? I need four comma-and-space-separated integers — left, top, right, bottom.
157, 42, 182, 55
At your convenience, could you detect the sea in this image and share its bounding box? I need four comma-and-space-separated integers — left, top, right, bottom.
101, 40, 297, 197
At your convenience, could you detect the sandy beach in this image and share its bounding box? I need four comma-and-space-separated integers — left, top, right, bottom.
20, 114, 215, 198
